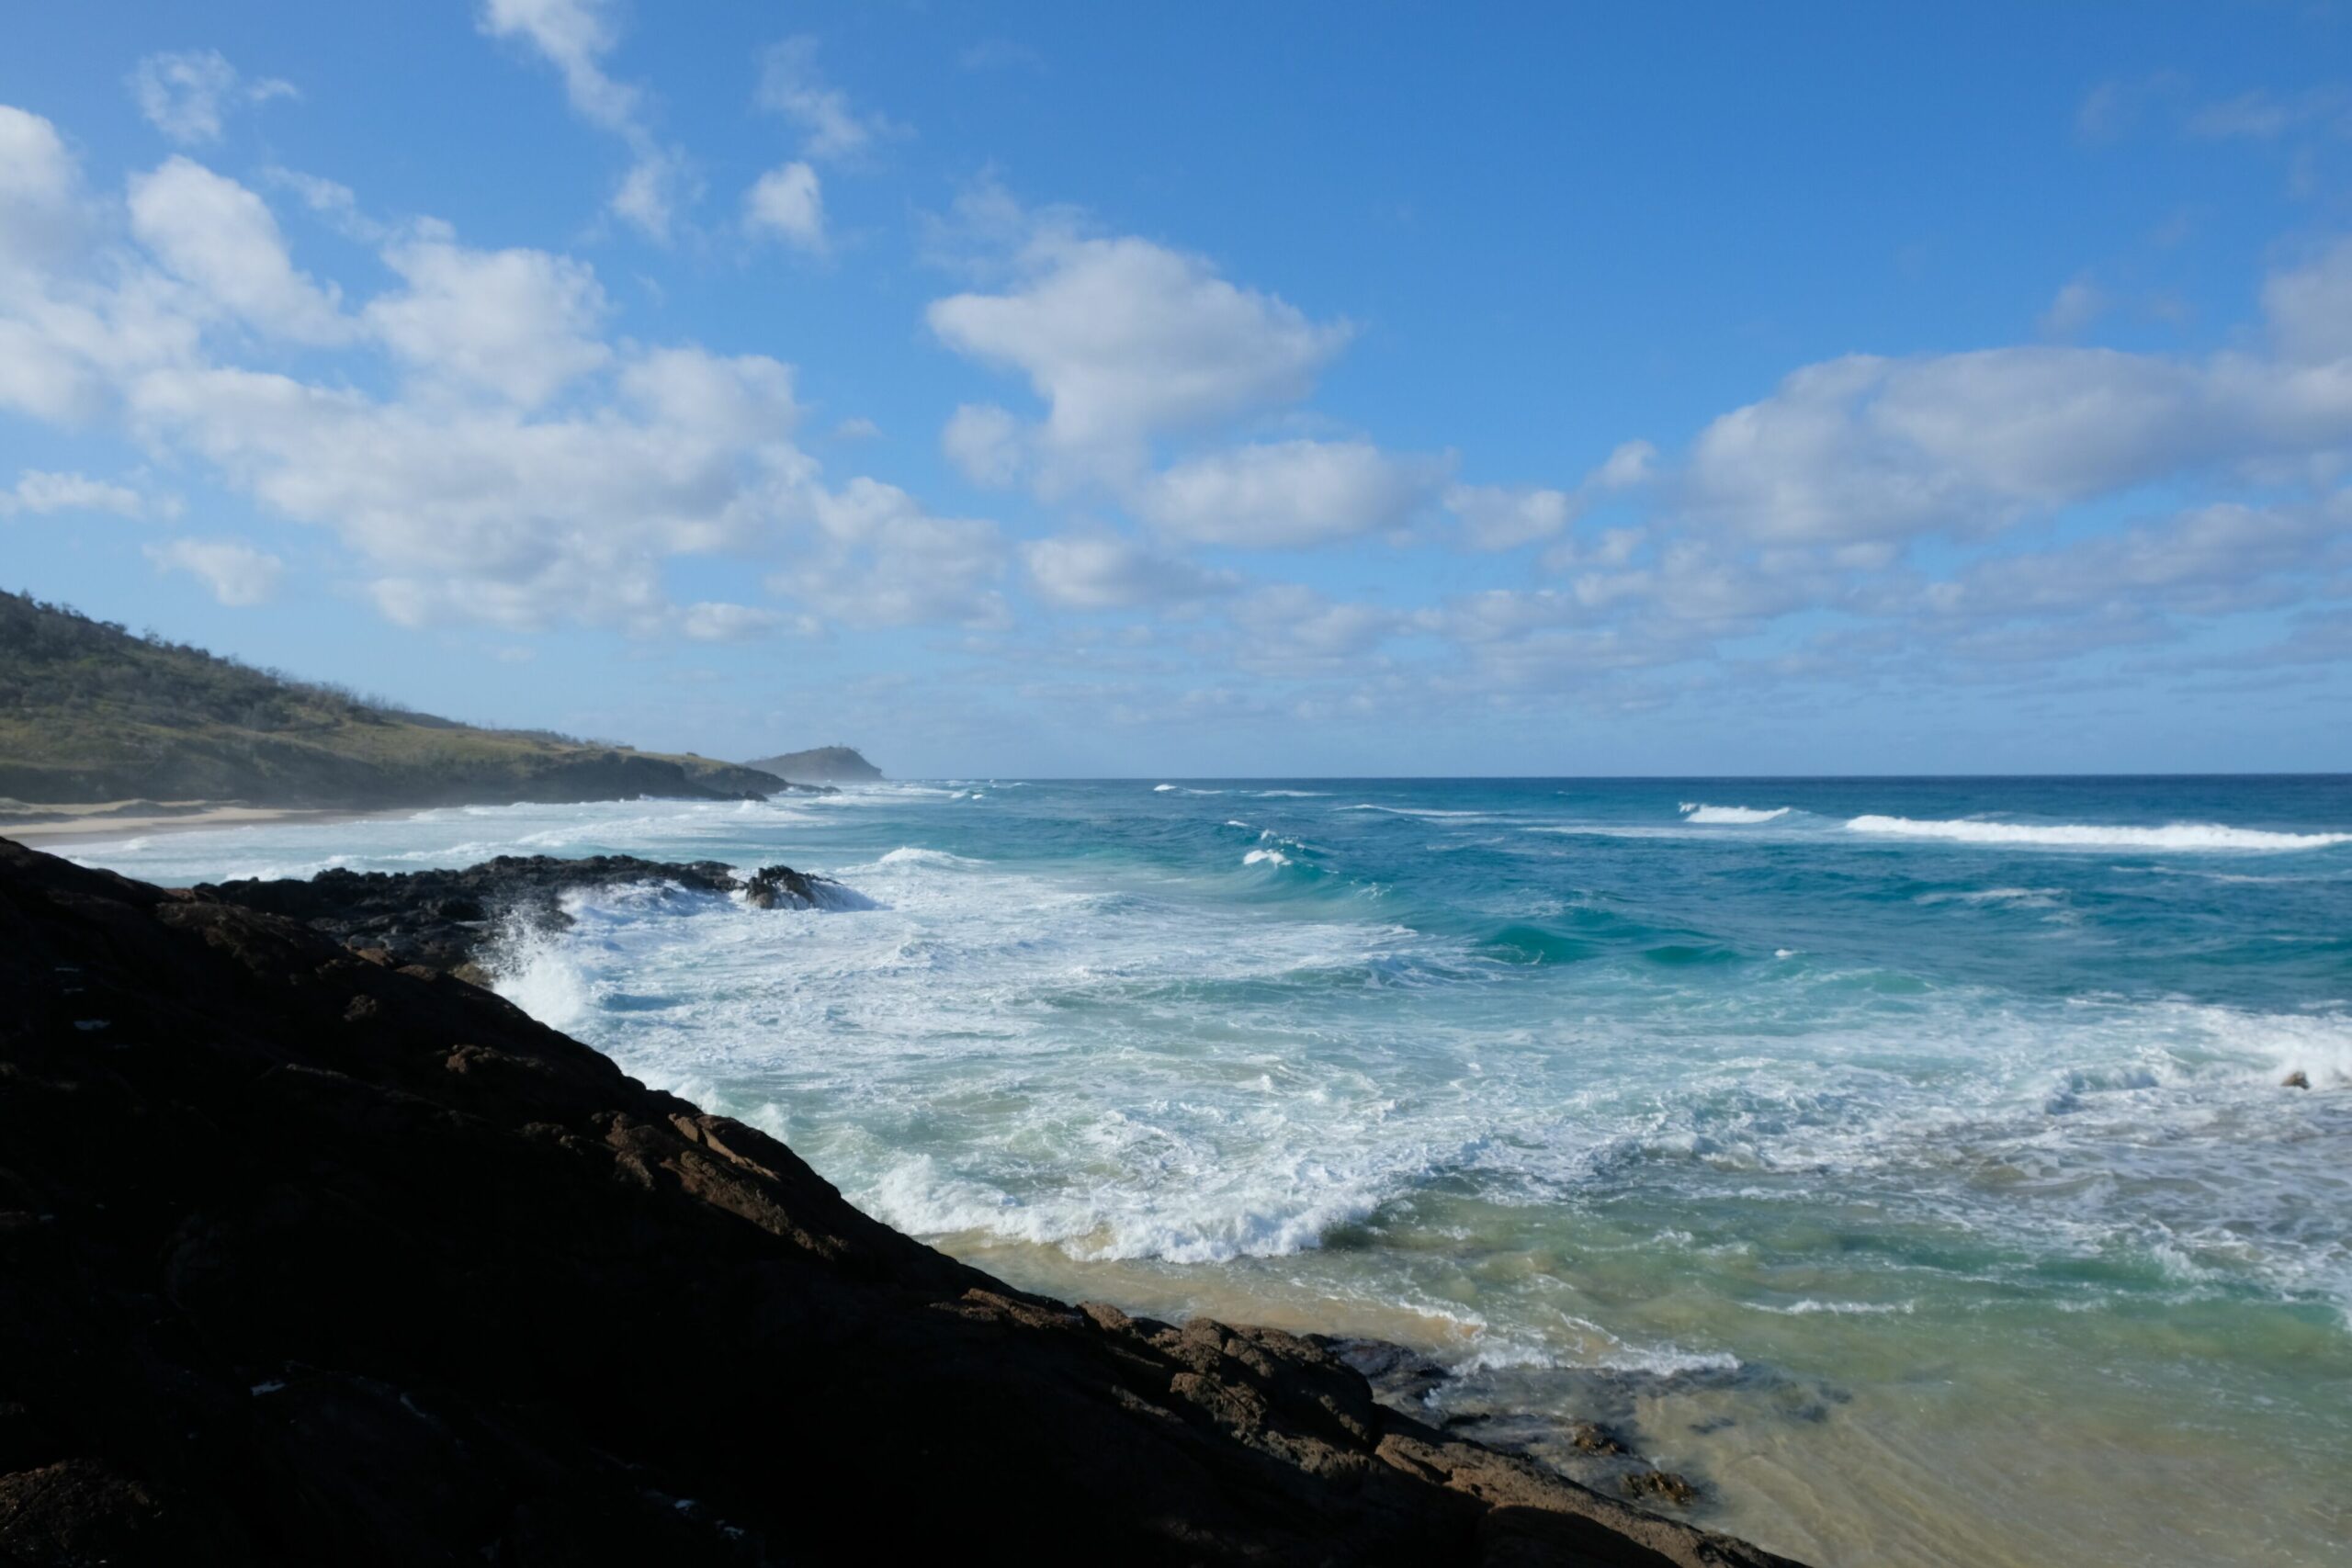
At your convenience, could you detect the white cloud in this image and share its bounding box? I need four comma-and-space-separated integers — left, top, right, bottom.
0, 469, 150, 518
941, 401, 1027, 487
2264, 238, 2352, 365
757, 38, 901, 164
744, 161, 825, 251
1023, 531, 1234, 609
1682, 349, 2211, 544
123, 346, 809, 627
0, 106, 85, 275
477, 0, 685, 240
1444, 483, 1578, 550
479, 0, 636, 129
128, 50, 295, 146
928, 232, 1352, 481
1134, 440, 1446, 547
1593, 438, 1657, 491
1445, 440, 1658, 550
364, 225, 610, 406
144, 536, 283, 605
1227, 584, 1403, 671
769, 477, 1007, 627
127, 157, 348, 344
680, 601, 811, 641
2039, 274, 2109, 340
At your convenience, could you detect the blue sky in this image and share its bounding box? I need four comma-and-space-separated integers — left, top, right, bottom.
3, 2, 2349, 776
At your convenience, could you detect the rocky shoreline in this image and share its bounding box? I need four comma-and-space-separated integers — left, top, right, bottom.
200, 853, 860, 984
1, 838, 1804, 1565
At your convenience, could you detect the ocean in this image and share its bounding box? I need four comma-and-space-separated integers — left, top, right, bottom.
66, 775, 2352, 1567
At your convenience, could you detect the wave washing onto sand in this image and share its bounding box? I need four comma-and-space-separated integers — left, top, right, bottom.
1679, 802, 1792, 824
1847, 815, 2352, 852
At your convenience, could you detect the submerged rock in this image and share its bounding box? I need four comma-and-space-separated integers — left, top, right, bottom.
2283, 1069, 2311, 1089
1571, 1421, 1634, 1457
1310, 1335, 1454, 1404
1624, 1471, 1702, 1508
0, 837, 1807, 1566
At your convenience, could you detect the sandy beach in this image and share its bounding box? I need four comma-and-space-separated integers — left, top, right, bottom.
0, 801, 415, 847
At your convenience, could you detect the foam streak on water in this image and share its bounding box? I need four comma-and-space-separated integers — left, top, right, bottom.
62, 775, 2352, 1568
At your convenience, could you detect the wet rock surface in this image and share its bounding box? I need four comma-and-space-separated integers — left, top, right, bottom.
202, 853, 853, 980
0, 838, 1808, 1566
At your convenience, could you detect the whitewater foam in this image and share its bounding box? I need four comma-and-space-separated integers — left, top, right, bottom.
1679, 802, 1792, 824
1848, 815, 2351, 852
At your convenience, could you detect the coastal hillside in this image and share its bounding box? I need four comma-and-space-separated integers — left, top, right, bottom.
0, 837, 1800, 1567
0, 591, 780, 808
744, 744, 882, 784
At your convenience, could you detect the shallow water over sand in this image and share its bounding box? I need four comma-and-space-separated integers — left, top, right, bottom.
72, 775, 2352, 1566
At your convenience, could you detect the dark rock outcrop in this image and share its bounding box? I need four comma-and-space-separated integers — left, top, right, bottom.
0, 838, 1806, 1567
202, 854, 854, 980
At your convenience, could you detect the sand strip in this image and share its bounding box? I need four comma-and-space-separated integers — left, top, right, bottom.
0, 802, 419, 847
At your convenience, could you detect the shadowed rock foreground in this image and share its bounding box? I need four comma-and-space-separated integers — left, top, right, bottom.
0, 839, 1805, 1566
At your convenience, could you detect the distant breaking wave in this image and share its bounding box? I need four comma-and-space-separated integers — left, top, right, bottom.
1846, 816, 2352, 852
1679, 802, 1792, 825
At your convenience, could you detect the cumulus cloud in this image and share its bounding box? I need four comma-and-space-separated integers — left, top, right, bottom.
1226, 584, 1405, 673
1133, 440, 1447, 548
743, 161, 825, 251
0, 105, 86, 275
1443, 439, 1657, 553
477, 0, 685, 240
128, 156, 349, 344
0, 102, 1008, 641
756, 38, 902, 164
941, 401, 1027, 487
125, 349, 808, 627
128, 50, 295, 146
0, 469, 151, 518
363, 225, 610, 406
1671, 331, 2352, 545
144, 536, 284, 605
1444, 483, 1577, 550
929, 231, 1352, 482
769, 478, 1007, 627
1023, 531, 1234, 609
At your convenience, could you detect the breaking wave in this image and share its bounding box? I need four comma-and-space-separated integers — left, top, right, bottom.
1679, 802, 1792, 825
1847, 816, 2351, 852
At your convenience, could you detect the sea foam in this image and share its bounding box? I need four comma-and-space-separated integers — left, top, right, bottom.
1846, 816, 2351, 852
1679, 802, 1792, 824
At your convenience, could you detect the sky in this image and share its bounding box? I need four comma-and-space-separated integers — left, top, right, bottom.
3, 2, 2350, 777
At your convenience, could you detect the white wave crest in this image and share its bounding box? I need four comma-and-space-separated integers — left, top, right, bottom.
1679, 802, 1792, 824
1847, 815, 2350, 852
1745, 1298, 1917, 1316
875, 846, 987, 869
1243, 847, 1293, 867
1342, 805, 1488, 818
1916, 886, 2064, 908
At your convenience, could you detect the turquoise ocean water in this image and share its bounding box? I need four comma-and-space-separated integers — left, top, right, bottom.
68, 776, 2352, 1566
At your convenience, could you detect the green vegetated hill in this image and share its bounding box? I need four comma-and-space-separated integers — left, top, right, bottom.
744, 744, 883, 784
0, 591, 783, 808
